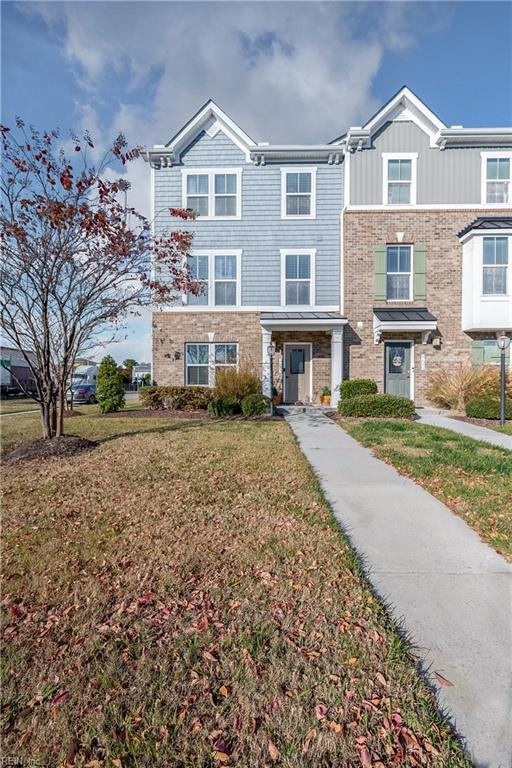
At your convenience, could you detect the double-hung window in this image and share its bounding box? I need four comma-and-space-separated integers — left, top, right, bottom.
184, 250, 241, 306
386, 245, 412, 301
481, 154, 511, 204
183, 169, 241, 218
281, 249, 315, 305
185, 343, 238, 386
383, 153, 417, 205
482, 236, 508, 295
187, 254, 209, 305
214, 254, 237, 305
281, 168, 316, 218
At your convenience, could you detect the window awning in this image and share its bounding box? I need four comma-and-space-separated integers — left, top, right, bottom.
373, 307, 437, 344
260, 311, 347, 331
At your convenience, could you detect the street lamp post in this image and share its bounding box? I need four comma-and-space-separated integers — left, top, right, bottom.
496, 334, 511, 427
267, 342, 276, 416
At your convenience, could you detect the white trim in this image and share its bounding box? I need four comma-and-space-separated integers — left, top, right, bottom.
384, 340, 414, 399
283, 342, 313, 404
459, 228, 512, 244
280, 167, 317, 219
261, 318, 347, 331
167, 100, 256, 163
363, 87, 445, 147
480, 151, 512, 206
181, 168, 242, 220
184, 249, 242, 307
347, 204, 511, 211
373, 316, 437, 345
185, 341, 239, 388
162, 304, 340, 313
280, 248, 316, 306
386, 244, 413, 302
382, 153, 418, 206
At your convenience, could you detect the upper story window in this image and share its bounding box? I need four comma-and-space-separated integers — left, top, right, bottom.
481, 153, 511, 204
185, 250, 241, 307
281, 249, 316, 305
182, 168, 242, 219
382, 153, 417, 205
387, 245, 412, 301
482, 236, 508, 295
185, 343, 238, 387
281, 167, 317, 219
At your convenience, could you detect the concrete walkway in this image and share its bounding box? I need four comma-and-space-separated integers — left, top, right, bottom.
416, 407, 512, 451
285, 409, 512, 768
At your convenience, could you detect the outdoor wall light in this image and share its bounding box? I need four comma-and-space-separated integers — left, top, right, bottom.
174, 351, 181, 360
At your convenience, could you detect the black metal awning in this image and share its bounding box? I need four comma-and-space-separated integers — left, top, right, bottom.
373, 307, 437, 323
458, 217, 512, 239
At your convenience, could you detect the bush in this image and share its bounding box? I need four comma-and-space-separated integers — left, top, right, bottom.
338, 393, 415, 419
214, 367, 261, 401
208, 396, 241, 418
241, 393, 270, 416
96, 355, 125, 413
340, 379, 378, 400
139, 386, 213, 411
426, 364, 509, 412
466, 396, 512, 420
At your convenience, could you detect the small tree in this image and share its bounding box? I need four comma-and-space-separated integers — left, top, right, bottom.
123, 358, 137, 381
0, 119, 200, 438
96, 355, 125, 413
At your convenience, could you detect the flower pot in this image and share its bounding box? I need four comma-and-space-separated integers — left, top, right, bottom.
321, 395, 331, 406
272, 395, 282, 406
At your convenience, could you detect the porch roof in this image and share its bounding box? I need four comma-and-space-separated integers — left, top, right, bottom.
373, 307, 437, 344
260, 311, 347, 331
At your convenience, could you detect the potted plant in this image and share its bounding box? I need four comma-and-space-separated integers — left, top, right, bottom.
272, 386, 282, 406
321, 386, 331, 406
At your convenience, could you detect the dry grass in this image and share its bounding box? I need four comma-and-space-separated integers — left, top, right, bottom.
426, 364, 510, 412
1, 413, 469, 767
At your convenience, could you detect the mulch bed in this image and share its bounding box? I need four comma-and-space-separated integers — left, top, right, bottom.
96, 408, 210, 419
448, 413, 506, 430
3, 436, 97, 465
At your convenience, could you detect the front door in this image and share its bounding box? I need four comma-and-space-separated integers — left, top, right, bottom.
284, 344, 311, 403
385, 342, 412, 398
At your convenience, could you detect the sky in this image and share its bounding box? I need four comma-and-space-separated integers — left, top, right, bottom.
2, 0, 512, 363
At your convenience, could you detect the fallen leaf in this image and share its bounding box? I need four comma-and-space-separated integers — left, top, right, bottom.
314, 704, 327, 720
359, 746, 372, 768
219, 685, 229, 698
112, 760, 123, 768
51, 690, 70, 706
434, 672, 454, 687
268, 740, 280, 761
213, 751, 230, 763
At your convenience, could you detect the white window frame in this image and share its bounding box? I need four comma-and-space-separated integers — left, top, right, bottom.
386, 244, 413, 302
481, 235, 509, 297
280, 248, 316, 306
185, 342, 239, 387
183, 249, 242, 307
181, 168, 242, 220
480, 152, 512, 205
382, 153, 418, 206
281, 167, 317, 220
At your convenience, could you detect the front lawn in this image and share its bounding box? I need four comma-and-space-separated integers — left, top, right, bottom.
338, 418, 511, 561
1, 412, 469, 767
0, 397, 39, 414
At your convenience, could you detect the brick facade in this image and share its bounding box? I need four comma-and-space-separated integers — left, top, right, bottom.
343, 208, 508, 402
152, 312, 333, 403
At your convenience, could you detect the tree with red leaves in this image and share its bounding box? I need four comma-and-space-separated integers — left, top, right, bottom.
0, 119, 199, 439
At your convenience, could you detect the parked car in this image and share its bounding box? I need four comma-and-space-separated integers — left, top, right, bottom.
67, 384, 97, 404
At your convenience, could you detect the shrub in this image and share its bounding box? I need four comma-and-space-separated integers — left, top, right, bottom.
96, 355, 125, 413
214, 367, 261, 401
208, 396, 241, 417
241, 393, 270, 416
340, 379, 378, 400
426, 364, 509, 412
466, 396, 512, 420
338, 393, 415, 419
139, 386, 213, 411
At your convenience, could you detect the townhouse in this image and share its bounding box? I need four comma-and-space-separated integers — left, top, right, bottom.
144, 86, 512, 406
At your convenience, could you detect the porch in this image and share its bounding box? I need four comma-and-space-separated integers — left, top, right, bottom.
260, 312, 347, 407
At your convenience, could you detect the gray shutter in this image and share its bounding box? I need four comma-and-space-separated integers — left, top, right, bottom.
413, 243, 427, 300
374, 244, 387, 301
471, 340, 485, 365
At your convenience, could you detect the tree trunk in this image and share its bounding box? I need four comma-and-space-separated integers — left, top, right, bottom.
41, 401, 53, 439
56, 387, 65, 437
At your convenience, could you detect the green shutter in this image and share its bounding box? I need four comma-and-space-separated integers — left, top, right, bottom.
413, 243, 427, 300
471, 340, 485, 365
374, 244, 387, 301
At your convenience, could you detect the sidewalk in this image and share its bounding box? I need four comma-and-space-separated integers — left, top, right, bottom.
416, 407, 512, 451
285, 408, 512, 768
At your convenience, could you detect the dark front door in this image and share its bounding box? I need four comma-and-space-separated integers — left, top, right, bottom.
284, 344, 311, 403
385, 342, 411, 398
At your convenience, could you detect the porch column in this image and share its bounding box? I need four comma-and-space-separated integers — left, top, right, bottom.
330, 327, 343, 408
261, 326, 272, 397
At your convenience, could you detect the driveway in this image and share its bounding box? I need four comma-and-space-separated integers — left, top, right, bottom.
286, 408, 512, 768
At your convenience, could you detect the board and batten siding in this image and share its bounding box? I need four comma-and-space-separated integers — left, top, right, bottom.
153, 129, 343, 306
350, 121, 512, 206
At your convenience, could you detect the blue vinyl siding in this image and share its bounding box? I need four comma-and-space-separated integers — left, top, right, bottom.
154, 130, 342, 306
